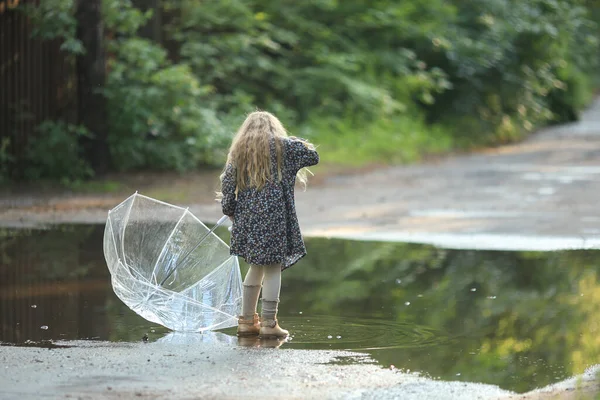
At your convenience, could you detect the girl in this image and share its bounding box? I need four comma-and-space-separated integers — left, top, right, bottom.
218, 111, 319, 338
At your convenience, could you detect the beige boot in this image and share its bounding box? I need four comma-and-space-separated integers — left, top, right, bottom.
259, 318, 289, 338
237, 313, 260, 336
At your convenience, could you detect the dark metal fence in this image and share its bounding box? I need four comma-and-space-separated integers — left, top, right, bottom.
0, 0, 77, 177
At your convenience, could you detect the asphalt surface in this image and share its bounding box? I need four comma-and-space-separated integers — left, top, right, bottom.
0, 337, 514, 400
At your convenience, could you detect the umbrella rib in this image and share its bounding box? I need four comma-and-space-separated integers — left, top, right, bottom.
110, 192, 137, 214
150, 208, 189, 285
118, 257, 151, 283
158, 215, 229, 286
108, 217, 121, 270
120, 194, 136, 275
194, 296, 239, 319
198, 317, 237, 332
179, 255, 232, 295
134, 278, 237, 321
186, 212, 231, 248
179, 257, 241, 319
139, 254, 235, 310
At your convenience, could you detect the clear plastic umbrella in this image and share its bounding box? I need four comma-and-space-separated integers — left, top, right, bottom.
103, 193, 242, 332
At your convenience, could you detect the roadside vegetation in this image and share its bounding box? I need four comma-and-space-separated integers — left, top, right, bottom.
3, 0, 600, 184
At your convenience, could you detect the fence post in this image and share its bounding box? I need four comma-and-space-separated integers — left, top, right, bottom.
75, 0, 110, 174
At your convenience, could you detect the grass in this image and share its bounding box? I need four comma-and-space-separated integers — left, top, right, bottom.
297, 113, 453, 171
67, 179, 124, 193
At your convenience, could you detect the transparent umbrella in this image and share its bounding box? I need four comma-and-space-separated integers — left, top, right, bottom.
103, 193, 242, 332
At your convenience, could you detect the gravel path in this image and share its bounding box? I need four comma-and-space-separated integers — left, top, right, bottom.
0, 338, 514, 400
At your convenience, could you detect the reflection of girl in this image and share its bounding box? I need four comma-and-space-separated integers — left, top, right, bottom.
218, 111, 319, 338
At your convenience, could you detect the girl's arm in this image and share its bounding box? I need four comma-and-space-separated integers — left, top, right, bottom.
289, 137, 319, 170
221, 164, 237, 217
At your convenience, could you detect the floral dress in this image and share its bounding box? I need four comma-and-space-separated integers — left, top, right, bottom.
221, 137, 319, 270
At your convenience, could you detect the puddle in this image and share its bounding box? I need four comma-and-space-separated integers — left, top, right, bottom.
281, 315, 448, 351
324, 355, 378, 366
0, 339, 73, 349
321, 231, 600, 251
1, 225, 599, 393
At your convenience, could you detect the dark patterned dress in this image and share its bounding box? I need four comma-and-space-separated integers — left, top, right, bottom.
221, 137, 319, 270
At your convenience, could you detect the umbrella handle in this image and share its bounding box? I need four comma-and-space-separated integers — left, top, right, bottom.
215, 214, 229, 226
158, 215, 230, 287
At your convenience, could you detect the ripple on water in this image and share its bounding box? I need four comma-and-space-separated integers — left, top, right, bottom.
279, 315, 451, 351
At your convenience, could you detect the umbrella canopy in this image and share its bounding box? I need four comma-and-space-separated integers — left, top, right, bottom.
103, 193, 242, 332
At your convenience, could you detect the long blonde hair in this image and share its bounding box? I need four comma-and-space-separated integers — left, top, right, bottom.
218, 111, 311, 196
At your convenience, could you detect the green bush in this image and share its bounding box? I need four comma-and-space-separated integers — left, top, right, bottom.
547, 61, 596, 123
10, 0, 600, 183
419, 0, 599, 142
20, 0, 83, 54
103, 2, 235, 171
24, 121, 93, 183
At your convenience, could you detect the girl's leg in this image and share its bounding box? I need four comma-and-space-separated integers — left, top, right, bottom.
241, 264, 264, 320
260, 264, 288, 337
261, 264, 282, 319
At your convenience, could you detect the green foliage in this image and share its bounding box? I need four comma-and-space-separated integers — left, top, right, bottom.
420, 0, 599, 143
19, 0, 84, 54
299, 114, 452, 166
161, 0, 600, 156
102, 0, 151, 35
24, 121, 93, 184
102, 0, 235, 171
548, 59, 596, 122
14, 0, 600, 182
103, 37, 232, 171
168, 0, 452, 120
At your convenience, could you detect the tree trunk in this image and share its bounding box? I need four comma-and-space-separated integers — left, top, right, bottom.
76, 0, 110, 175
131, 0, 162, 43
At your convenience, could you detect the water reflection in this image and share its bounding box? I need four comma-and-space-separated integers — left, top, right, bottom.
281, 315, 449, 350
280, 238, 600, 392
236, 336, 288, 349
0, 225, 599, 392
158, 331, 237, 346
